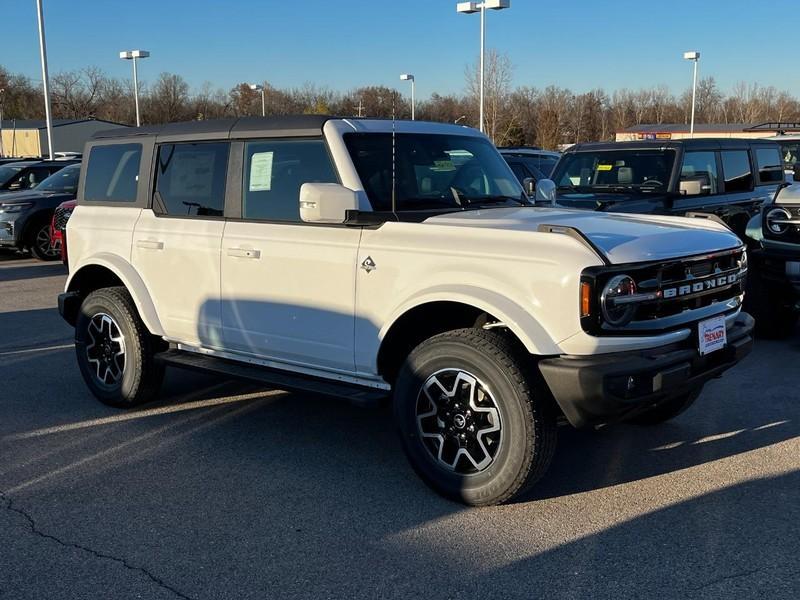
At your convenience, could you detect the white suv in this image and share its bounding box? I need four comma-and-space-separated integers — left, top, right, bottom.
59, 116, 754, 505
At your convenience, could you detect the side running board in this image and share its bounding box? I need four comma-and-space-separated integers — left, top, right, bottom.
155, 349, 388, 407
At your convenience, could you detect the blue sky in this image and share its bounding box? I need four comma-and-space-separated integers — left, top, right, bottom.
2, 0, 796, 98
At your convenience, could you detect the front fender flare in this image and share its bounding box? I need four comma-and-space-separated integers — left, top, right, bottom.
67, 253, 164, 337
380, 284, 564, 357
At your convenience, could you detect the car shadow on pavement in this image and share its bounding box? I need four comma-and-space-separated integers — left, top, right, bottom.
481, 472, 800, 598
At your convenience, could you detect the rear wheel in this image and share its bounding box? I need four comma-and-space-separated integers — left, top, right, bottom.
627, 391, 700, 426
75, 287, 164, 408
394, 328, 557, 506
28, 221, 60, 261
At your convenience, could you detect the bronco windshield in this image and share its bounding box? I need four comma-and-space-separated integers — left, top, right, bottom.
553, 149, 676, 193
344, 133, 526, 211
35, 165, 80, 194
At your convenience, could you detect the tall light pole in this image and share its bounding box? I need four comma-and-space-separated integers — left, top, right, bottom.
120, 50, 150, 127
684, 50, 700, 139
457, 0, 510, 134
400, 74, 415, 120
249, 84, 265, 117
35, 0, 54, 159
0, 88, 5, 157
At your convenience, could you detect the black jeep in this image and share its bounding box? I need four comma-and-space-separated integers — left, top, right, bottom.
539, 138, 787, 334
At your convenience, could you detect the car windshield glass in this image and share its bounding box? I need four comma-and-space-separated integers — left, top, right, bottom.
552, 149, 676, 193
0, 165, 24, 186
344, 133, 526, 211
35, 165, 79, 193
779, 142, 799, 166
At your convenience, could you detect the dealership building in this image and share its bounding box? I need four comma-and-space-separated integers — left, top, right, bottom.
615, 122, 800, 142
0, 118, 129, 158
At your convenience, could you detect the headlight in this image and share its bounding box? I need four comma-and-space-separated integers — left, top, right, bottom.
601, 274, 638, 326
0, 202, 34, 214
766, 207, 793, 235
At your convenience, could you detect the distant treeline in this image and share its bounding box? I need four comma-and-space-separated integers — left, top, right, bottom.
3, 51, 799, 149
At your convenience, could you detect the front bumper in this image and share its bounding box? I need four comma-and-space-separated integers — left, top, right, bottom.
538, 312, 754, 428
755, 245, 800, 294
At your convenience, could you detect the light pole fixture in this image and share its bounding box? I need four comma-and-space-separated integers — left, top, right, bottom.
120, 49, 150, 127
684, 50, 700, 139
456, 0, 510, 134
400, 74, 415, 120
249, 84, 265, 117
36, 0, 54, 159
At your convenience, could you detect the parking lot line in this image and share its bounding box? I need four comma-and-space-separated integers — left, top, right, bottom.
0, 343, 73, 357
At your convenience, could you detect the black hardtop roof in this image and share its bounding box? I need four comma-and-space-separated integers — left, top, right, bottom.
92, 115, 336, 141
567, 138, 780, 153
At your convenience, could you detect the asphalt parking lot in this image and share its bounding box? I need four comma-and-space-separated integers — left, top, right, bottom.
0, 254, 798, 600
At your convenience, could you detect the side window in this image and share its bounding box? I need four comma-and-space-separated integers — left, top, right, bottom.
720, 150, 754, 193
679, 151, 718, 196
242, 139, 337, 222
154, 142, 229, 217
755, 147, 784, 184
84, 143, 142, 202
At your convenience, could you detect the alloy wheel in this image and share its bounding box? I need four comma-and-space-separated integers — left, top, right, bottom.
416, 368, 502, 474
85, 313, 126, 386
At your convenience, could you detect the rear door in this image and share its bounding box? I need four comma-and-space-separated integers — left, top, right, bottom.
131, 141, 229, 347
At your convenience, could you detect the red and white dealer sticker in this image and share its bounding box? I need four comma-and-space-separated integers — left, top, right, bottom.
698, 315, 727, 356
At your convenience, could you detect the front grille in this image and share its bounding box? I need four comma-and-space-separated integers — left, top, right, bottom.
583, 247, 747, 335
764, 204, 800, 244
53, 206, 72, 232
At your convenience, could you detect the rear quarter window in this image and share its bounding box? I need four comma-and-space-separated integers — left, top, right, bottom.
84, 143, 142, 203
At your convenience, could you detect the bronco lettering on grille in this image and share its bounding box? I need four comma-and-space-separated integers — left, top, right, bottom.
661, 272, 741, 299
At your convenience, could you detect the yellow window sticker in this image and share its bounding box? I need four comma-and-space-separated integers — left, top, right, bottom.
597, 164, 613, 171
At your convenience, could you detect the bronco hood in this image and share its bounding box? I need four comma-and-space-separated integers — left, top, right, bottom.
424, 207, 742, 264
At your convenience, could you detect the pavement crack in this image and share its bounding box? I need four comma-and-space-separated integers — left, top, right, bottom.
0, 489, 195, 600
691, 567, 763, 592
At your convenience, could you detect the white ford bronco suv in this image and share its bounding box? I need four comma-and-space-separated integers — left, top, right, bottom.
59, 116, 753, 505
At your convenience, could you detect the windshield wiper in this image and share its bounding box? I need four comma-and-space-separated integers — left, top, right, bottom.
464, 195, 528, 206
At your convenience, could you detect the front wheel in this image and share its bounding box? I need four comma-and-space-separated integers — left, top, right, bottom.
75, 287, 164, 408
28, 221, 60, 261
394, 328, 557, 506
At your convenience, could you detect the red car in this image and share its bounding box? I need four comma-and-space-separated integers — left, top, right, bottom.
50, 199, 77, 264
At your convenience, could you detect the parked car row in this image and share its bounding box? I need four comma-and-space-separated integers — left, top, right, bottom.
0, 161, 80, 260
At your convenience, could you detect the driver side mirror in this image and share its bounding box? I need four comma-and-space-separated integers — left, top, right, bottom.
793, 164, 800, 183
299, 183, 360, 224
534, 178, 557, 206
522, 177, 536, 197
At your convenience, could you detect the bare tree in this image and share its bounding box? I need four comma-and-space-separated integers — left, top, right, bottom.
465, 49, 514, 144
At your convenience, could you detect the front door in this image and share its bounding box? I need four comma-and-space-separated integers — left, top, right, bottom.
220, 137, 359, 374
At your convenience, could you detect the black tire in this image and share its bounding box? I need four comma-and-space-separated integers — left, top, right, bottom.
745, 270, 799, 338
393, 328, 557, 506
27, 220, 60, 261
627, 391, 700, 426
75, 287, 165, 408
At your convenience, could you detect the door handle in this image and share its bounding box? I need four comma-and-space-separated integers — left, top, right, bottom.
136, 240, 164, 250
226, 247, 261, 259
